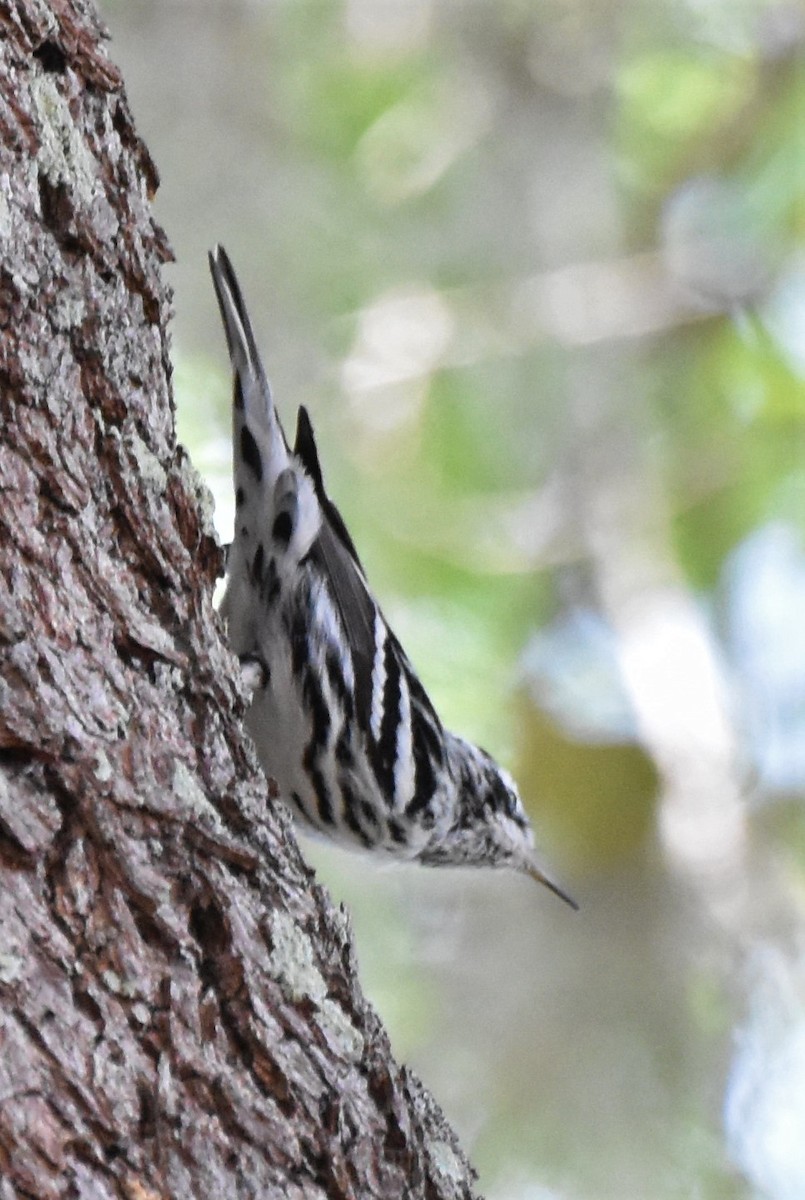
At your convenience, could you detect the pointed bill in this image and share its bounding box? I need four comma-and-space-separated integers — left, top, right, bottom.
525, 859, 579, 910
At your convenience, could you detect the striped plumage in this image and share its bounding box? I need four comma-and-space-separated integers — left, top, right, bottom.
210, 245, 575, 906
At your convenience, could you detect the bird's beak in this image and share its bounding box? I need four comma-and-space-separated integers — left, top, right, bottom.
525, 860, 579, 911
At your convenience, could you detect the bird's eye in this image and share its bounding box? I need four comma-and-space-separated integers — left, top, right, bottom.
506, 792, 527, 826
487, 777, 519, 820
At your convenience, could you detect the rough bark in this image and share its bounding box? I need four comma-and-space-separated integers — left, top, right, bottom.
0, 3, 479, 1197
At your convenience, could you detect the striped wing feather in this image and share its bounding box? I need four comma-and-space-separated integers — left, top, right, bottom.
294, 406, 382, 733
293, 406, 443, 757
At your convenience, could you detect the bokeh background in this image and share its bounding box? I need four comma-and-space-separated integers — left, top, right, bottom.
101, 2, 805, 1197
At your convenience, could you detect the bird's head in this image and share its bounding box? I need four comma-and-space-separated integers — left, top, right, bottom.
419, 733, 577, 909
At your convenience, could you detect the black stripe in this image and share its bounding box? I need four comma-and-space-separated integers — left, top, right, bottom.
335, 727, 353, 767
301, 668, 333, 826
407, 666, 445, 764
403, 657, 444, 755
295, 406, 365, 570
369, 635, 400, 799
262, 557, 280, 606
388, 818, 407, 845
340, 780, 375, 848
252, 542, 264, 584
303, 670, 331, 754
326, 647, 354, 722
240, 426, 262, 481
273, 510, 293, 546
234, 377, 244, 411
289, 602, 308, 680
359, 798, 380, 829
305, 758, 334, 827
406, 701, 439, 819
235, 486, 245, 508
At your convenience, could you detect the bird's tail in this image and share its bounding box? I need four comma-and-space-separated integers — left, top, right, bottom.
210, 244, 322, 615
208, 244, 289, 461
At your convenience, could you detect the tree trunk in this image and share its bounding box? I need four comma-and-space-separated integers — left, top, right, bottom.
0, 3, 479, 1196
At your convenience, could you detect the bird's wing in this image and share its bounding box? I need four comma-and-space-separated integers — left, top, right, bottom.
294, 406, 378, 729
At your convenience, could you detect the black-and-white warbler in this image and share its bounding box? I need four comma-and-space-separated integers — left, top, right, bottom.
209, 245, 576, 908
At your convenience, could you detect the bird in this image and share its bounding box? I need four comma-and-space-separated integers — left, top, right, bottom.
209, 244, 576, 908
